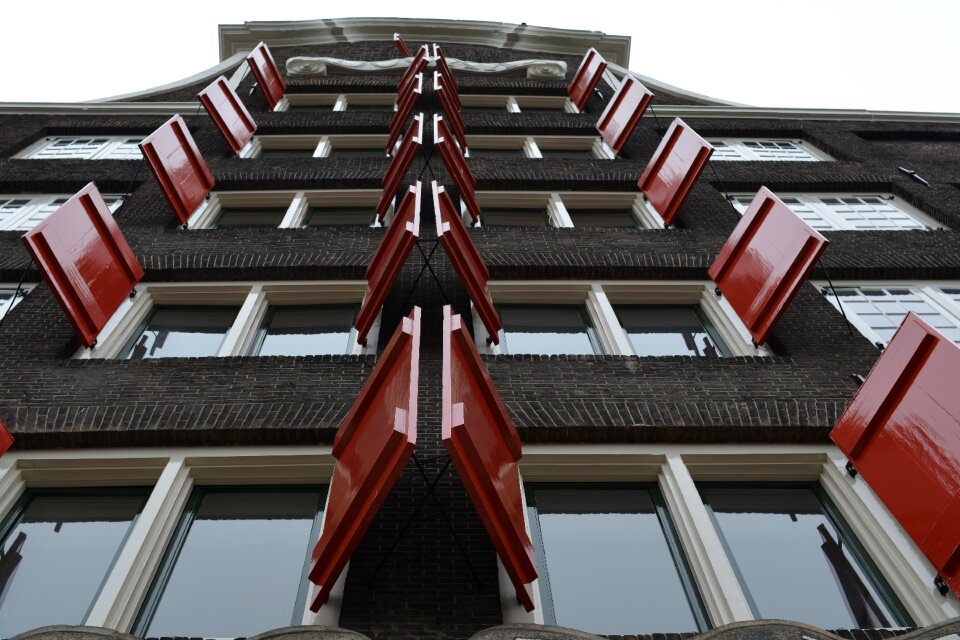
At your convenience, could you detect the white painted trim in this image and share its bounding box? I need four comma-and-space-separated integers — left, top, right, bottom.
16, 136, 143, 161
709, 138, 832, 162
586, 285, 632, 355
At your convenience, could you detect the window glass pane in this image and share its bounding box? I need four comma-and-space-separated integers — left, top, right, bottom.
304, 206, 373, 227
345, 103, 394, 111
141, 489, 322, 638
702, 486, 901, 629
259, 149, 316, 159
567, 208, 637, 228
538, 148, 596, 160
254, 305, 355, 356
530, 487, 702, 634
123, 306, 239, 359
500, 305, 597, 355
616, 306, 725, 357
482, 208, 549, 227
328, 147, 383, 158
469, 147, 525, 157
0, 490, 147, 637
217, 207, 288, 227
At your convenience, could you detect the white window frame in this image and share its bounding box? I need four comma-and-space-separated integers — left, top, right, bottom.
187, 189, 386, 230
502, 443, 960, 627
729, 193, 943, 232
475, 281, 767, 358
0, 283, 34, 318
814, 280, 960, 347
242, 134, 388, 159
465, 135, 614, 160
708, 138, 831, 162
72, 280, 379, 359
0, 445, 343, 632
16, 136, 143, 160
467, 191, 663, 229
0, 194, 124, 231
275, 93, 575, 114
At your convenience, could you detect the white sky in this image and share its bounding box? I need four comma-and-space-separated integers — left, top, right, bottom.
3, 0, 957, 111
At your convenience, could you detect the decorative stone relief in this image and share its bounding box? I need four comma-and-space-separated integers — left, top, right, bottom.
286, 57, 566, 80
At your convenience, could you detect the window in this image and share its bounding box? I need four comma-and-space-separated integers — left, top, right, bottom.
729, 193, 940, 231
701, 485, 907, 629
17, 137, 143, 160
526, 484, 707, 634
134, 487, 325, 638
0, 194, 124, 231
498, 304, 600, 355
614, 305, 727, 357
75, 281, 376, 359
217, 207, 289, 227
186, 190, 383, 229
566, 207, 638, 228
0, 284, 32, 318
469, 192, 651, 229
709, 139, 829, 162
481, 207, 551, 227
821, 284, 960, 346
465, 135, 614, 160
0, 489, 149, 638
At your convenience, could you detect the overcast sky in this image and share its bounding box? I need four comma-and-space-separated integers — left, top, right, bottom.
4, 1, 957, 112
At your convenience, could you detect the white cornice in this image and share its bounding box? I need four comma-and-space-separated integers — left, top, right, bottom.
218, 17, 632, 67
0, 102, 200, 116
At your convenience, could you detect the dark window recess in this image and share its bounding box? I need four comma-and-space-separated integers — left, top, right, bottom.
216, 207, 288, 227
303, 206, 374, 227
499, 304, 600, 355
615, 306, 727, 357
285, 105, 331, 113
538, 148, 596, 160
120, 305, 239, 359
702, 485, 910, 629
481, 208, 550, 227
568, 208, 638, 228
327, 147, 385, 158
258, 148, 316, 159
468, 147, 526, 158
527, 485, 708, 635
251, 304, 356, 356
346, 103, 394, 111
135, 487, 325, 638
0, 489, 149, 638
463, 105, 509, 112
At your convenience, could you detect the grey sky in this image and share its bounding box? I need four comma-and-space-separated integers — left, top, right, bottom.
3, 0, 957, 111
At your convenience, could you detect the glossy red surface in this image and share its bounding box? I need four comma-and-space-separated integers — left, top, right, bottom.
596, 75, 653, 156
309, 307, 421, 610
435, 71, 467, 151
356, 183, 422, 343
433, 182, 500, 343
636, 118, 713, 226
707, 187, 828, 346
0, 418, 12, 458
379, 114, 423, 221
198, 76, 257, 155
246, 42, 287, 110
394, 32, 412, 58
432, 44, 462, 111
442, 305, 536, 611
831, 313, 960, 595
434, 114, 480, 223
388, 73, 423, 152
21, 183, 144, 348
139, 115, 214, 225
568, 48, 607, 113
397, 45, 429, 98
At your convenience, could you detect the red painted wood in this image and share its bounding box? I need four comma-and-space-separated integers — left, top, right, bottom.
397, 45, 429, 100
388, 73, 423, 152
198, 76, 257, 156
379, 114, 423, 221
356, 183, 422, 343
435, 71, 467, 151
434, 114, 480, 223
831, 313, 960, 595
309, 307, 421, 610
596, 75, 653, 157
139, 115, 214, 225
434, 182, 499, 343
636, 118, 713, 226
442, 305, 536, 611
0, 418, 12, 458
246, 42, 287, 110
568, 48, 607, 113
708, 187, 828, 346
394, 32, 412, 58
432, 44, 462, 111
21, 183, 144, 348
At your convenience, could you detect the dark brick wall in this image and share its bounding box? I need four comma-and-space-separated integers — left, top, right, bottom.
1, 39, 959, 640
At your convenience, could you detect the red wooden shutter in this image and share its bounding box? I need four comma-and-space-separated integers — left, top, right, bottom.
0, 418, 12, 458
435, 71, 467, 151
389, 73, 423, 152
596, 75, 653, 157
139, 115, 214, 225
198, 76, 257, 155
568, 48, 607, 112
434, 114, 480, 223
394, 32, 412, 58
636, 118, 713, 226
379, 114, 424, 221
246, 41, 287, 110
433, 44, 462, 110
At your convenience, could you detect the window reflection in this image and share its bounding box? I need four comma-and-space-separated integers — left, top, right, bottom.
615, 306, 726, 357
303, 206, 374, 227
252, 305, 356, 356
499, 305, 599, 355
481, 208, 550, 227
216, 207, 288, 227
121, 306, 239, 359
568, 208, 638, 228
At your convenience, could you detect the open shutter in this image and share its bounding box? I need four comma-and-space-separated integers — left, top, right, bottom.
309, 307, 421, 610
246, 41, 287, 110
394, 33, 412, 57
398, 45, 429, 98
198, 76, 257, 155
21, 183, 144, 348
139, 115, 214, 225
831, 313, 960, 595
434, 114, 480, 224
708, 187, 828, 346
596, 75, 653, 157
636, 118, 713, 226
356, 183, 422, 344
568, 48, 607, 113
388, 73, 423, 152
0, 418, 12, 458
442, 305, 537, 611
435, 71, 467, 151
379, 114, 424, 221
432, 45, 462, 111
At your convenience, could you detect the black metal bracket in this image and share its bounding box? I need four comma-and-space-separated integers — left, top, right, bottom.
714, 286, 722, 297
851, 373, 866, 386
845, 461, 858, 478
819, 259, 854, 337
935, 574, 950, 596
898, 166, 930, 187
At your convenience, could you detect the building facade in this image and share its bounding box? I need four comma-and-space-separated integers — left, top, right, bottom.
0, 17, 959, 640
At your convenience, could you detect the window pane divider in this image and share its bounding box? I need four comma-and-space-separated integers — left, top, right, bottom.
586, 285, 632, 355
218, 286, 267, 356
